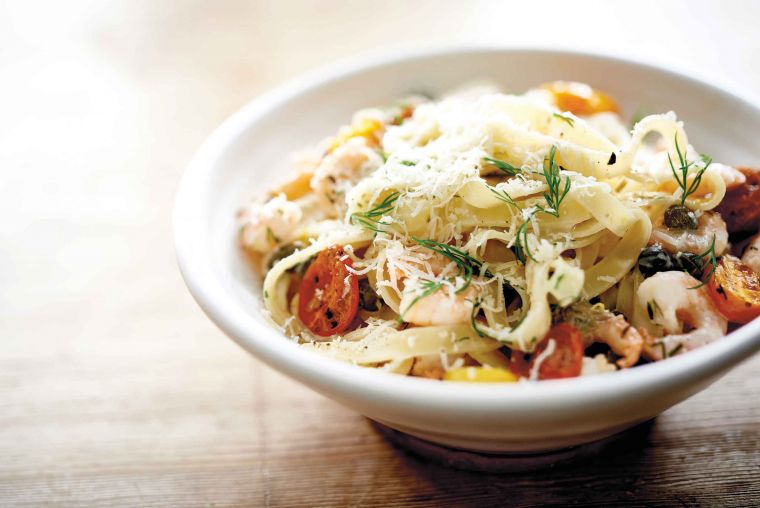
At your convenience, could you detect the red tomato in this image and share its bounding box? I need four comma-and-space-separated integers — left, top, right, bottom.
531, 323, 584, 380
707, 255, 760, 324
298, 246, 359, 336
509, 351, 531, 379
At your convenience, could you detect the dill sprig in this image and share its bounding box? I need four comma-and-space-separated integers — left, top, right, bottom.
411, 237, 492, 292
552, 112, 575, 127
668, 343, 683, 357
469, 297, 487, 337
487, 146, 569, 265
514, 217, 536, 263
688, 234, 717, 289
400, 279, 443, 319
668, 134, 712, 207
487, 186, 535, 263
535, 145, 571, 218
350, 191, 400, 233
467, 297, 513, 344
483, 157, 522, 176
488, 186, 521, 210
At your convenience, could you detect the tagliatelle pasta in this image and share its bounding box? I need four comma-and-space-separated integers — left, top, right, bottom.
238, 81, 760, 382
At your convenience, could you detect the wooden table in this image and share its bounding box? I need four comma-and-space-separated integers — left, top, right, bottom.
1, 1, 758, 506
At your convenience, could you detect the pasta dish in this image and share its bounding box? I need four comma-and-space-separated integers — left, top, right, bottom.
238, 81, 760, 382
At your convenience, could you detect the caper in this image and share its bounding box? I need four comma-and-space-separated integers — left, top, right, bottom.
358, 278, 380, 312
637, 245, 675, 278
674, 252, 703, 279
663, 204, 698, 230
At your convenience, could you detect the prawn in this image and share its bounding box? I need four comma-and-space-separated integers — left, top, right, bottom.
649, 211, 728, 256
559, 302, 644, 368
395, 249, 482, 327
400, 283, 478, 326
592, 312, 644, 368
311, 137, 382, 215
239, 194, 303, 253
636, 271, 727, 360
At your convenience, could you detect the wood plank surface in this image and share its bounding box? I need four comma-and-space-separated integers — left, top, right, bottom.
1, 1, 758, 506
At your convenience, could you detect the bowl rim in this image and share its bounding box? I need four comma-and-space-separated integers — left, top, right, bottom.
174, 45, 760, 412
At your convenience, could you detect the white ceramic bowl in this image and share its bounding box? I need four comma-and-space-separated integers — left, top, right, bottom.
174, 47, 760, 453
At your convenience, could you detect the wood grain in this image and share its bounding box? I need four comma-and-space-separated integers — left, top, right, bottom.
0, 1, 758, 506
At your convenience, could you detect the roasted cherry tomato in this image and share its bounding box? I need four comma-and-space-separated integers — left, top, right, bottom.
530, 323, 584, 380
707, 255, 760, 324
540, 81, 619, 116
298, 246, 359, 336
509, 350, 531, 379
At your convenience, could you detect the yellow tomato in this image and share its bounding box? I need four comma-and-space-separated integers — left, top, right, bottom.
540, 81, 619, 116
328, 118, 383, 152
443, 367, 518, 383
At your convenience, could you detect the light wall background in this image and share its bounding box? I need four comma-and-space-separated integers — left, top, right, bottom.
2, 1, 759, 335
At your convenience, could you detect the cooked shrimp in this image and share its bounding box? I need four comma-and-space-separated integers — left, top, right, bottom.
592, 313, 644, 368
311, 137, 383, 215
239, 193, 302, 253
560, 302, 643, 368
400, 283, 477, 326
636, 271, 727, 361
649, 211, 728, 256
742, 233, 760, 274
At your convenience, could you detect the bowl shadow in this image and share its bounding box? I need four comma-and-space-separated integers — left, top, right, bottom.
368, 418, 720, 507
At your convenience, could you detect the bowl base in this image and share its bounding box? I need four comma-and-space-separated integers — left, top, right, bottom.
372, 419, 654, 473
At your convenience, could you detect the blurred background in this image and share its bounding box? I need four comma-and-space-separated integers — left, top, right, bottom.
1, 1, 759, 506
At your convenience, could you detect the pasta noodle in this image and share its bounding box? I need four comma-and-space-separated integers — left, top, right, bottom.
238, 81, 759, 382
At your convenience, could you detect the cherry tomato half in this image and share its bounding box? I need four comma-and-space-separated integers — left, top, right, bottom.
531, 323, 584, 380
298, 246, 359, 336
707, 255, 760, 324
540, 81, 619, 116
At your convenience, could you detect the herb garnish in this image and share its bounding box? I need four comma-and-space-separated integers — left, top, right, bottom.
514, 217, 535, 263
469, 298, 489, 338
487, 146, 571, 265
400, 279, 443, 319
512, 146, 571, 263
688, 235, 717, 289
535, 146, 571, 218
483, 157, 522, 177
488, 186, 521, 210
400, 160, 415, 167
350, 191, 400, 233
668, 343, 683, 357
399, 240, 491, 319
411, 237, 491, 290
669, 134, 713, 207
552, 112, 575, 127
486, 185, 534, 262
